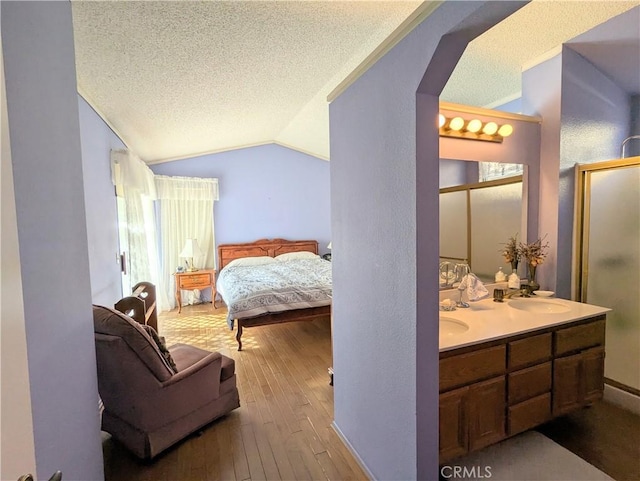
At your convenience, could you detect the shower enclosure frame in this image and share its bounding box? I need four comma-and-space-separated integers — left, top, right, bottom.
574, 156, 640, 396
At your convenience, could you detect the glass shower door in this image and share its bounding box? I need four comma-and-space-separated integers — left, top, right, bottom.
470, 181, 522, 280
577, 158, 640, 392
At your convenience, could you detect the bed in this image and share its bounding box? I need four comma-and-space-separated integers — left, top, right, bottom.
216, 238, 332, 350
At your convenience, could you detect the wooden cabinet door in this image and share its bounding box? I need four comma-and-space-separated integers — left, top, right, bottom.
468, 376, 506, 452
553, 353, 582, 416
439, 387, 468, 464
582, 347, 605, 403
553, 346, 605, 416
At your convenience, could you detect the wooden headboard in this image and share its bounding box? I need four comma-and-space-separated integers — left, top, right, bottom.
218, 238, 319, 270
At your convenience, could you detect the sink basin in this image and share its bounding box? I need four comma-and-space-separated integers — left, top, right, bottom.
439, 317, 470, 337
508, 299, 571, 314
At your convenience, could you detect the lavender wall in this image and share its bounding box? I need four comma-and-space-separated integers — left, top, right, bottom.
565, 6, 640, 159
522, 54, 564, 294
78, 96, 125, 305
329, 2, 527, 479
555, 47, 630, 298
439, 159, 474, 188
522, 7, 638, 297
1, 2, 104, 479
523, 46, 630, 298
150, 144, 331, 256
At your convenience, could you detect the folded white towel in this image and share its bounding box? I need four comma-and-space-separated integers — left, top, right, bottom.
458, 273, 489, 301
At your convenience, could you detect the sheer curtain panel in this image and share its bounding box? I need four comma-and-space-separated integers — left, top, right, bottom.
155, 175, 218, 311
111, 150, 160, 291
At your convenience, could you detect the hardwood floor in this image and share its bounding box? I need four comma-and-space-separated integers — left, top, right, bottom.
102, 303, 367, 481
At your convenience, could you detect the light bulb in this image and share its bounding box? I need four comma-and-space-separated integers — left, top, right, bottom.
466, 119, 482, 133
498, 124, 513, 137
449, 117, 464, 131
482, 122, 498, 135
438, 114, 446, 128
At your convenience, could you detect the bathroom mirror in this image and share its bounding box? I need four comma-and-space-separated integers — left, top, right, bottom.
439, 160, 525, 286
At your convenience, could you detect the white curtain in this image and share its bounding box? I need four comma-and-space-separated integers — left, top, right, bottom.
111, 150, 160, 290
155, 175, 219, 312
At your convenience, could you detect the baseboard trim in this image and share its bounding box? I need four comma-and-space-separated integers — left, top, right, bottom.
331, 421, 375, 481
604, 377, 640, 397
603, 383, 640, 415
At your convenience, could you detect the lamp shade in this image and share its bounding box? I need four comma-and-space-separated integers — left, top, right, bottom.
179, 238, 203, 258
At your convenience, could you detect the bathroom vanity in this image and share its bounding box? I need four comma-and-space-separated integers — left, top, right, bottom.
438, 297, 609, 464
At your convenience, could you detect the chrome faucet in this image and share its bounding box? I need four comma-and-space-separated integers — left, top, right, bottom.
504, 285, 533, 299
456, 285, 470, 308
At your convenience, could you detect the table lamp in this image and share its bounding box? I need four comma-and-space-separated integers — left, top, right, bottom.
179, 238, 203, 272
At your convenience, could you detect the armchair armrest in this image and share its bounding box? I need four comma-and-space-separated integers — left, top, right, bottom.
163, 351, 222, 387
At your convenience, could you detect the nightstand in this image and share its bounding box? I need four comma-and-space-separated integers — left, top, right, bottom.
174, 269, 216, 313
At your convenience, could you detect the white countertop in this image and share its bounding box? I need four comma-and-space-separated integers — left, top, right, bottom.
439, 296, 611, 352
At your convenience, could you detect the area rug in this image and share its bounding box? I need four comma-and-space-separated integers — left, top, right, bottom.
441, 431, 612, 481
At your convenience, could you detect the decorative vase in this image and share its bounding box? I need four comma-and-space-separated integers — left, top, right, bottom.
510, 260, 518, 274
528, 264, 540, 291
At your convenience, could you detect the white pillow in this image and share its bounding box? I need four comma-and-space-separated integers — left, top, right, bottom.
225, 256, 276, 268
275, 251, 319, 262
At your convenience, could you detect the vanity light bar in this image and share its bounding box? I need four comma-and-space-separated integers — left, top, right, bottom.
439, 114, 513, 143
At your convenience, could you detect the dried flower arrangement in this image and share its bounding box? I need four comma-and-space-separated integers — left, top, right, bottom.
519, 236, 550, 267
501, 235, 521, 266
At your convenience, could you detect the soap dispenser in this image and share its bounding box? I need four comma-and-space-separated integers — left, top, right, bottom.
508, 270, 521, 289
495, 267, 506, 283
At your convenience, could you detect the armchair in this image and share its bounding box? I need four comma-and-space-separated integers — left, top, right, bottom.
93, 305, 240, 459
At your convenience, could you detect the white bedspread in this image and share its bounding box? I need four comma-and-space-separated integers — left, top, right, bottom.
217, 258, 332, 329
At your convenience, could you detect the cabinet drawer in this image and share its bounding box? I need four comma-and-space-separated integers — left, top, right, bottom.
508, 393, 551, 436
440, 345, 506, 392
554, 319, 605, 356
179, 274, 212, 289
508, 361, 552, 404
508, 333, 552, 370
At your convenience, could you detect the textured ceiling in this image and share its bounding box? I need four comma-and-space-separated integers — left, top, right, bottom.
71, 0, 422, 162
71, 1, 639, 164
443, 0, 639, 108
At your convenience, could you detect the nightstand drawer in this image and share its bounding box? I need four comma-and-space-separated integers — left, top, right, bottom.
179, 273, 212, 289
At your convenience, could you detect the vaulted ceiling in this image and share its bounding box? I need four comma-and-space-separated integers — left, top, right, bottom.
71, 1, 638, 164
